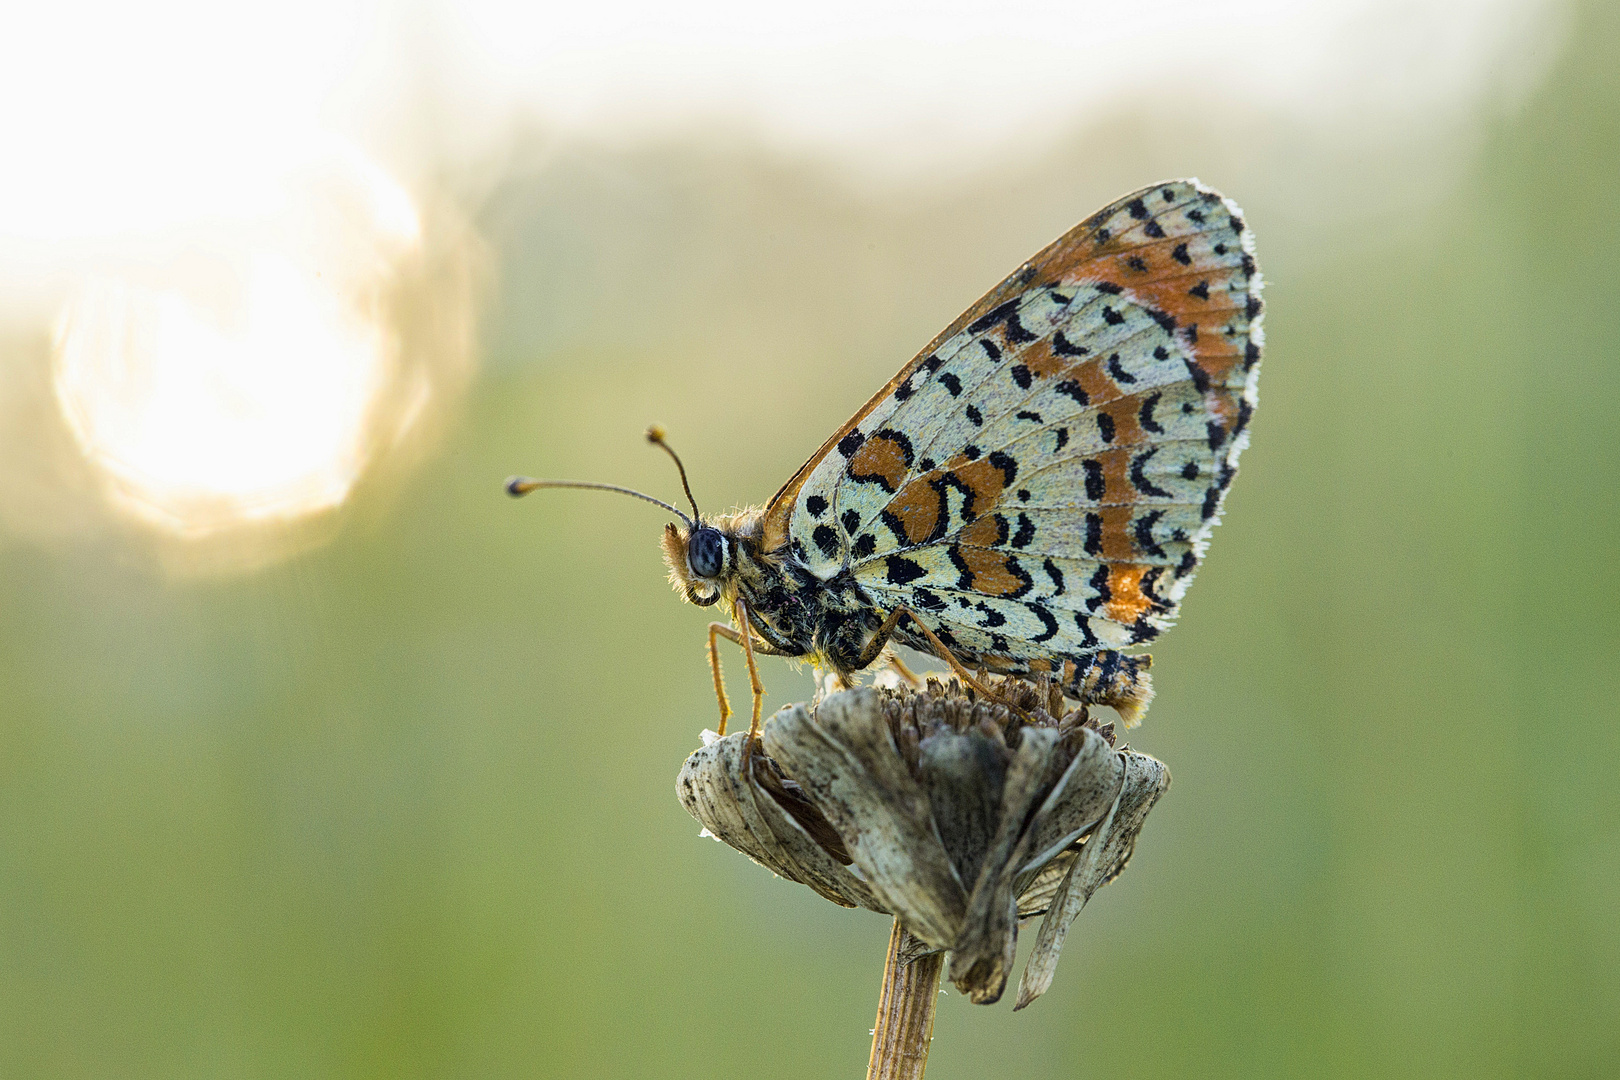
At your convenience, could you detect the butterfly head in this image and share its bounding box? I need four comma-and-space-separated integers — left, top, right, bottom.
507, 425, 743, 608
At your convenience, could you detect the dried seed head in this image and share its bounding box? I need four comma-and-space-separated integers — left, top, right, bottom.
676, 676, 1168, 1007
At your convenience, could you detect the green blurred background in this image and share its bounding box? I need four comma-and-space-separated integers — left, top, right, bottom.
3, 2, 1618, 1077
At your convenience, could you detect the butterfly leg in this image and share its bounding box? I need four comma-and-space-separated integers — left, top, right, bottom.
707, 614, 790, 738
733, 597, 767, 743
881, 648, 924, 689
705, 622, 735, 737
854, 605, 1005, 705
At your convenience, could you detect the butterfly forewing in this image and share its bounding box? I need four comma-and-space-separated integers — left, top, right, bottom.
766, 178, 1262, 678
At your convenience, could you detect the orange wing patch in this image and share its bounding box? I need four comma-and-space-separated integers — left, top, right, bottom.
846, 431, 913, 493
945, 453, 1017, 520
884, 472, 944, 545
952, 545, 1031, 598
1102, 565, 1158, 624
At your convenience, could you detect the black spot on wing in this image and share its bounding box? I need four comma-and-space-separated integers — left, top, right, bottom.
1029, 604, 1059, 643
940, 372, 962, 396
1011, 364, 1032, 389
842, 509, 862, 534
806, 494, 828, 517
1130, 449, 1174, 498
1171, 243, 1191, 266
1071, 614, 1099, 649
1139, 392, 1164, 434
813, 524, 840, 558
1052, 331, 1089, 357
1134, 510, 1167, 558
1083, 459, 1105, 501
1106, 353, 1136, 384
1043, 558, 1065, 594
1184, 358, 1211, 394
1084, 513, 1103, 555
838, 431, 865, 457
1055, 381, 1088, 406
968, 299, 1020, 335
886, 556, 927, 585
1088, 564, 1110, 611
913, 587, 946, 612
852, 533, 876, 559
1011, 513, 1036, 548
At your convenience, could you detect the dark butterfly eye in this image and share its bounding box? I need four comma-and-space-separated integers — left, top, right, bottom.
688, 528, 726, 579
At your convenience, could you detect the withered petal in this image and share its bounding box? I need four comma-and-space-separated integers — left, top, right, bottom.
763, 690, 968, 949
948, 727, 1061, 1003
677, 731, 885, 912
1015, 728, 1124, 888
1014, 750, 1171, 1010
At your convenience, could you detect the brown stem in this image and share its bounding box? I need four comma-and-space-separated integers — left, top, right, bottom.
867, 918, 944, 1080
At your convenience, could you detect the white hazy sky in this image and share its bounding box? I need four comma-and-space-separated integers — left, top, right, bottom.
0, 0, 1566, 544
0, 0, 1561, 242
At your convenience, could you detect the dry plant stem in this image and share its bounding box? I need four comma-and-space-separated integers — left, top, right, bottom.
867, 918, 944, 1080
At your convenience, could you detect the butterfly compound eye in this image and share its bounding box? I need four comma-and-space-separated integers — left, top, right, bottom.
688, 528, 726, 579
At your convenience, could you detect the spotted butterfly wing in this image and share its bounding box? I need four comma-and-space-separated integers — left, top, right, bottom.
762, 179, 1262, 724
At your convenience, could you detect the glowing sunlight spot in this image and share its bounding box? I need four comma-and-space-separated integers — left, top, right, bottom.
51, 142, 422, 537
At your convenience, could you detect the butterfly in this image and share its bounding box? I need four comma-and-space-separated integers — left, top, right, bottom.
509, 179, 1262, 741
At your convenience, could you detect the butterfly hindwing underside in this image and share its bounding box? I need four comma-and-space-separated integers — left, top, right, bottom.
764, 179, 1262, 703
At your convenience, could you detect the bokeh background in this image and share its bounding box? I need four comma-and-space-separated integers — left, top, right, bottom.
2, 1, 1616, 1077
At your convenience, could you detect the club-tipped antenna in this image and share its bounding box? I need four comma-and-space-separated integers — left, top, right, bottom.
504, 476, 694, 529
645, 425, 702, 523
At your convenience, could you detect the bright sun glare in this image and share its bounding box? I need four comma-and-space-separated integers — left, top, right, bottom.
0, 0, 1554, 556
50, 139, 421, 537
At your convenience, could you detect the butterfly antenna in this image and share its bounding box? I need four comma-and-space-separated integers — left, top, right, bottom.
645, 425, 703, 523
504, 476, 694, 529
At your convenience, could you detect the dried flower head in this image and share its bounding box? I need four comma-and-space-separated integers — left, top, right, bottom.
677, 676, 1169, 1007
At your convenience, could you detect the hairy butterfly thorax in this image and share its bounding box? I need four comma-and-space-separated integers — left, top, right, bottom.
509, 179, 1264, 743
